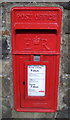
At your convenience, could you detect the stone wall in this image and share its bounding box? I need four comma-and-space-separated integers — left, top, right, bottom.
1, 1, 70, 119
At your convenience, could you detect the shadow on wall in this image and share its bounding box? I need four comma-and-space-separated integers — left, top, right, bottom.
2, 37, 9, 59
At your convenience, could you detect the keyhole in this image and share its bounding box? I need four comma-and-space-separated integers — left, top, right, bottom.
23, 81, 25, 85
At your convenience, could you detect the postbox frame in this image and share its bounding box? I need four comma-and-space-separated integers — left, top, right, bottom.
11, 7, 62, 112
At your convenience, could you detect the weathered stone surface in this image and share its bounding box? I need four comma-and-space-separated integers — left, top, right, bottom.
2, 59, 12, 77
0, 0, 70, 3
2, 98, 12, 118
2, 36, 11, 59
2, 76, 11, 98
56, 2, 70, 9
0, 39, 2, 58
56, 107, 69, 118
0, 6, 2, 30
60, 74, 68, 89
2, 37, 9, 59
0, 60, 2, 119
68, 35, 70, 73
63, 16, 70, 34
61, 34, 68, 73
2, 30, 10, 36
68, 9, 70, 18
12, 110, 55, 118
0, 77, 2, 97
63, 89, 69, 106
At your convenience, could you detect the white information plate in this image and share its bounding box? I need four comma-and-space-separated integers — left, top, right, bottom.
28, 65, 46, 96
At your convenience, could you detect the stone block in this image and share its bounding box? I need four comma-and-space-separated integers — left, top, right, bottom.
0, 75, 2, 97
68, 35, 70, 73
2, 97, 12, 118
56, 107, 68, 118
2, 76, 11, 98
56, 2, 70, 9
0, 97, 2, 119
12, 110, 55, 118
60, 34, 68, 73
63, 16, 70, 34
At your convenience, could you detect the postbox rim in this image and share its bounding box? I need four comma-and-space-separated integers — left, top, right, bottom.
11, 6, 62, 13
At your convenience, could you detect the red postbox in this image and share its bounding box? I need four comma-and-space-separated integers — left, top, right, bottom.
11, 7, 62, 112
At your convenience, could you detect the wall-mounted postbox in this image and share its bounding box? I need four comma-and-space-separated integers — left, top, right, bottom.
11, 7, 62, 112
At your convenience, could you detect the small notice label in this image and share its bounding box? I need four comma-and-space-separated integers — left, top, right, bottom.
28, 65, 46, 96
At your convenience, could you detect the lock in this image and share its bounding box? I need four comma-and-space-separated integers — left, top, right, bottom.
23, 82, 25, 85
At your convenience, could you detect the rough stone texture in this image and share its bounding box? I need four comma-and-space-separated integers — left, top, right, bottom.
0, 0, 70, 3
0, 4, 2, 120
12, 111, 55, 118
0, 64, 2, 119
61, 34, 68, 73
1, 1, 70, 119
68, 35, 70, 73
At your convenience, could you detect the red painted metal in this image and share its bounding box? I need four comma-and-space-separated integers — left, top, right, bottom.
11, 7, 62, 112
